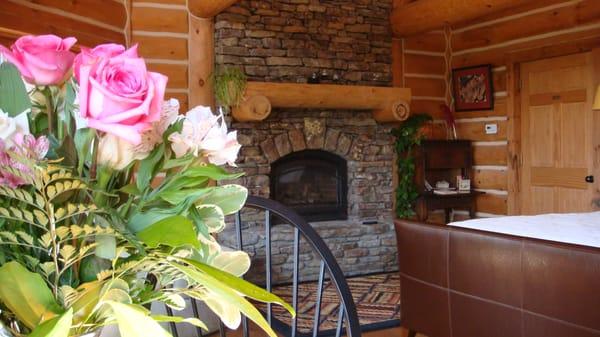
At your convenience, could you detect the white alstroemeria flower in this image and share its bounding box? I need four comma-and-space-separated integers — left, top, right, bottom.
135, 98, 180, 155
0, 109, 30, 146
168, 105, 220, 158
168, 105, 241, 166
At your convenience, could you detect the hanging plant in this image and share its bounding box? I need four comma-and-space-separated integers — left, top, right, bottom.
391, 113, 432, 219
211, 66, 247, 107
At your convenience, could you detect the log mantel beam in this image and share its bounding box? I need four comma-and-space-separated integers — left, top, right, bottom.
232, 82, 412, 123
188, 0, 240, 19
391, 0, 534, 37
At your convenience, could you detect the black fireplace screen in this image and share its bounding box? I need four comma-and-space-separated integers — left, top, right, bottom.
270, 150, 347, 222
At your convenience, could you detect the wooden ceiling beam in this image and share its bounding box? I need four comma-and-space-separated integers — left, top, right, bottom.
188, 0, 240, 19
391, 0, 537, 37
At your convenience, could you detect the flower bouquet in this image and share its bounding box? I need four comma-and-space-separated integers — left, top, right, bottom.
0, 35, 292, 337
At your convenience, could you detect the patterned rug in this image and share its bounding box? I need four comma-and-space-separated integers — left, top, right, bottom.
257, 273, 401, 337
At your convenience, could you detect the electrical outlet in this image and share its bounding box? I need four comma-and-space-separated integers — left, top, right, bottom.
485, 123, 498, 135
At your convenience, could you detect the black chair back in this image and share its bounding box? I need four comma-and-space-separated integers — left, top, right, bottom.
164, 196, 361, 337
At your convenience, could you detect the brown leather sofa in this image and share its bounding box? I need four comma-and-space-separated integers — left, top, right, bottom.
394, 219, 600, 337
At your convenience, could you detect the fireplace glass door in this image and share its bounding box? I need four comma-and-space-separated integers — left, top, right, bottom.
271, 150, 347, 221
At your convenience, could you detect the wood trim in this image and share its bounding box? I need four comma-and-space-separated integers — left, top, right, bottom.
530, 167, 589, 189
188, 16, 214, 108
187, 0, 239, 18
507, 61, 521, 215
592, 48, 600, 207
529, 89, 587, 106
391, 0, 533, 37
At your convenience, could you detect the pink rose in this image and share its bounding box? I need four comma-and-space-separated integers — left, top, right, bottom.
73, 43, 138, 81
0, 34, 77, 85
77, 44, 168, 144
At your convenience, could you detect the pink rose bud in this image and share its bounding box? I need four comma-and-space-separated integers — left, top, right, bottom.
73, 43, 138, 82
76, 44, 168, 145
0, 34, 77, 85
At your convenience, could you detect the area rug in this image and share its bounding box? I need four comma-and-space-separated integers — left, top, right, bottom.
257, 272, 401, 337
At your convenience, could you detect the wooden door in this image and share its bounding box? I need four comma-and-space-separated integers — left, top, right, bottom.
520, 53, 596, 214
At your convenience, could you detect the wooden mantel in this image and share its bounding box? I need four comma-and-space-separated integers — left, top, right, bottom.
232, 82, 412, 123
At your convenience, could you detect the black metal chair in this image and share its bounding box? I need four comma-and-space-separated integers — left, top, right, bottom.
163, 196, 361, 337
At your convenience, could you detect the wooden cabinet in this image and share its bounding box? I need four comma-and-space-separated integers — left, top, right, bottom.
414, 140, 482, 223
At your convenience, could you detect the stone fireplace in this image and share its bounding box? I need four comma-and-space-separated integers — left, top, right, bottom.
215, 0, 398, 282
271, 149, 348, 222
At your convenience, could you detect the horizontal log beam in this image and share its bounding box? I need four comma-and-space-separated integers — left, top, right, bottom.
234, 82, 412, 123
188, 0, 240, 18
391, 0, 534, 37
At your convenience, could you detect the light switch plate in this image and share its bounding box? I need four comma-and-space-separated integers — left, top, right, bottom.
485, 123, 498, 134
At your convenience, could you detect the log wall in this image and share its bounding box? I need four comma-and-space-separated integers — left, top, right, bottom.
396, 0, 600, 219
130, 0, 189, 111
0, 0, 128, 47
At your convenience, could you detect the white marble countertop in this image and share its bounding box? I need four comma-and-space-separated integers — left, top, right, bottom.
449, 212, 600, 248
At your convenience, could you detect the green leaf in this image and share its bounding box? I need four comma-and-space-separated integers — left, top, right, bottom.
79, 256, 111, 283
195, 204, 225, 233
95, 234, 117, 260
137, 143, 164, 192
195, 185, 248, 215
162, 153, 195, 170
56, 134, 78, 169
163, 293, 186, 311
181, 258, 293, 314
62, 79, 77, 135
128, 209, 175, 233
74, 128, 96, 174
0, 261, 63, 329
29, 308, 73, 337
104, 301, 171, 337
158, 187, 211, 206
119, 183, 141, 196
169, 261, 281, 337
0, 62, 31, 116
151, 315, 207, 331
136, 215, 200, 248
70, 281, 103, 323
182, 165, 244, 181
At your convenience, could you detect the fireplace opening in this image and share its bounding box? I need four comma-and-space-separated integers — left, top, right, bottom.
271, 150, 348, 222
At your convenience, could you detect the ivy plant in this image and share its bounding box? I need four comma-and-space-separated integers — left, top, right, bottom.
391, 114, 432, 219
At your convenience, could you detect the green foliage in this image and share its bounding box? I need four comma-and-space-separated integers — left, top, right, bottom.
0, 62, 31, 116
0, 262, 63, 329
211, 66, 247, 107
392, 114, 432, 219
136, 215, 200, 248
0, 37, 289, 337
29, 309, 73, 337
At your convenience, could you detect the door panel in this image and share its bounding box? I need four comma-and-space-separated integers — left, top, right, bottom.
560, 103, 587, 168
520, 53, 594, 215
529, 106, 554, 167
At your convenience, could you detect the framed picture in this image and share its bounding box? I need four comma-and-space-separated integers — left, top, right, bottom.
452, 64, 494, 111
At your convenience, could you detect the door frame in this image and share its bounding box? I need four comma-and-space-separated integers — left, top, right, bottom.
507, 49, 600, 215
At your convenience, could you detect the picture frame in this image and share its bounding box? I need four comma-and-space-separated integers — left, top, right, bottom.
452, 64, 494, 112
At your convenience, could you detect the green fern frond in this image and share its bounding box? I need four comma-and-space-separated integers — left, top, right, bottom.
0, 206, 46, 229
0, 187, 43, 210
54, 203, 99, 224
